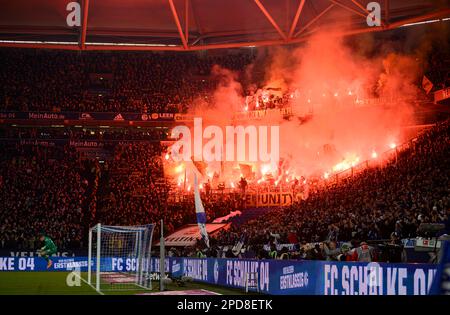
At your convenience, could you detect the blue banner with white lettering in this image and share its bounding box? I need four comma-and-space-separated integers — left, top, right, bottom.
0, 256, 89, 272
429, 241, 450, 295
0, 256, 438, 295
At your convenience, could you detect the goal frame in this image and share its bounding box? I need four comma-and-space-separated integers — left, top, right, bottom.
87, 223, 155, 293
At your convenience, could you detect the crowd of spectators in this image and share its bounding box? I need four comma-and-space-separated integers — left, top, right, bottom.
0, 138, 239, 251
425, 43, 450, 90
0, 47, 449, 262
1, 47, 448, 117
0, 126, 169, 142
0, 49, 255, 113
0, 118, 448, 259
205, 119, 450, 261
0, 144, 88, 250
95, 142, 235, 236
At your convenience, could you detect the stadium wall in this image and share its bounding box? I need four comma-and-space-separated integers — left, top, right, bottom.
0, 256, 437, 295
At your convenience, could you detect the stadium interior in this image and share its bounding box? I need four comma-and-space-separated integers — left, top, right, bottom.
0, 0, 450, 297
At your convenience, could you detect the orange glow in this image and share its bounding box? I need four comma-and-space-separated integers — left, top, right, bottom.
162, 31, 421, 192
174, 164, 184, 174
332, 154, 360, 172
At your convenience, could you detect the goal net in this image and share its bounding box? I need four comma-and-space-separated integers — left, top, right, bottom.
87, 223, 155, 292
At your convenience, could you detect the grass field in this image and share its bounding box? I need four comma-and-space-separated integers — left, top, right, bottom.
0, 272, 251, 295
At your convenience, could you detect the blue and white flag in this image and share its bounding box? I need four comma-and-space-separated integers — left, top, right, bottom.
194, 174, 210, 248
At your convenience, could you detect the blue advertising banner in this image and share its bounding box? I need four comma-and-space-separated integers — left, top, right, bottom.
0, 111, 176, 122
0, 139, 162, 147
177, 258, 437, 295
0, 256, 438, 295
0, 256, 178, 274
321, 261, 436, 295
0, 256, 88, 271
429, 241, 450, 295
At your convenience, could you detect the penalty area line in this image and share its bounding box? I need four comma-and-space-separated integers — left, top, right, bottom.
200, 289, 222, 295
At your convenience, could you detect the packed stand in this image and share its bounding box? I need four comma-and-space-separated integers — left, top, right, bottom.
0, 144, 89, 251
207, 119, 450, 261
0, 49, 255, 113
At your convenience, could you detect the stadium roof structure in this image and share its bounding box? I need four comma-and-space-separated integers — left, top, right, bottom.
0, 0, 449, 51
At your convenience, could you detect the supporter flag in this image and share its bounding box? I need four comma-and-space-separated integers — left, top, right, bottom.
194, 174, 210, 248
422, 75, 433, 94
191, 156, 207, 176
429, 241, 450, 295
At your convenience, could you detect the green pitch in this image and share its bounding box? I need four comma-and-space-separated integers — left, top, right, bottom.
0, 272, 251, 295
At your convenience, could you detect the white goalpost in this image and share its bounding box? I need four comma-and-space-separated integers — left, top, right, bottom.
87, 223, 155, 293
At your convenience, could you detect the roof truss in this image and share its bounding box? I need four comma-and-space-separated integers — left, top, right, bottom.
0, 0, 449, 51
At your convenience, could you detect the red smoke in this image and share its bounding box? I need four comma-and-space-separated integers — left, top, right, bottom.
168, 30, 424, 188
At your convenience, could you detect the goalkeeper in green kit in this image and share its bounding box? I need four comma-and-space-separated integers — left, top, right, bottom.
38, 232, 57, 269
